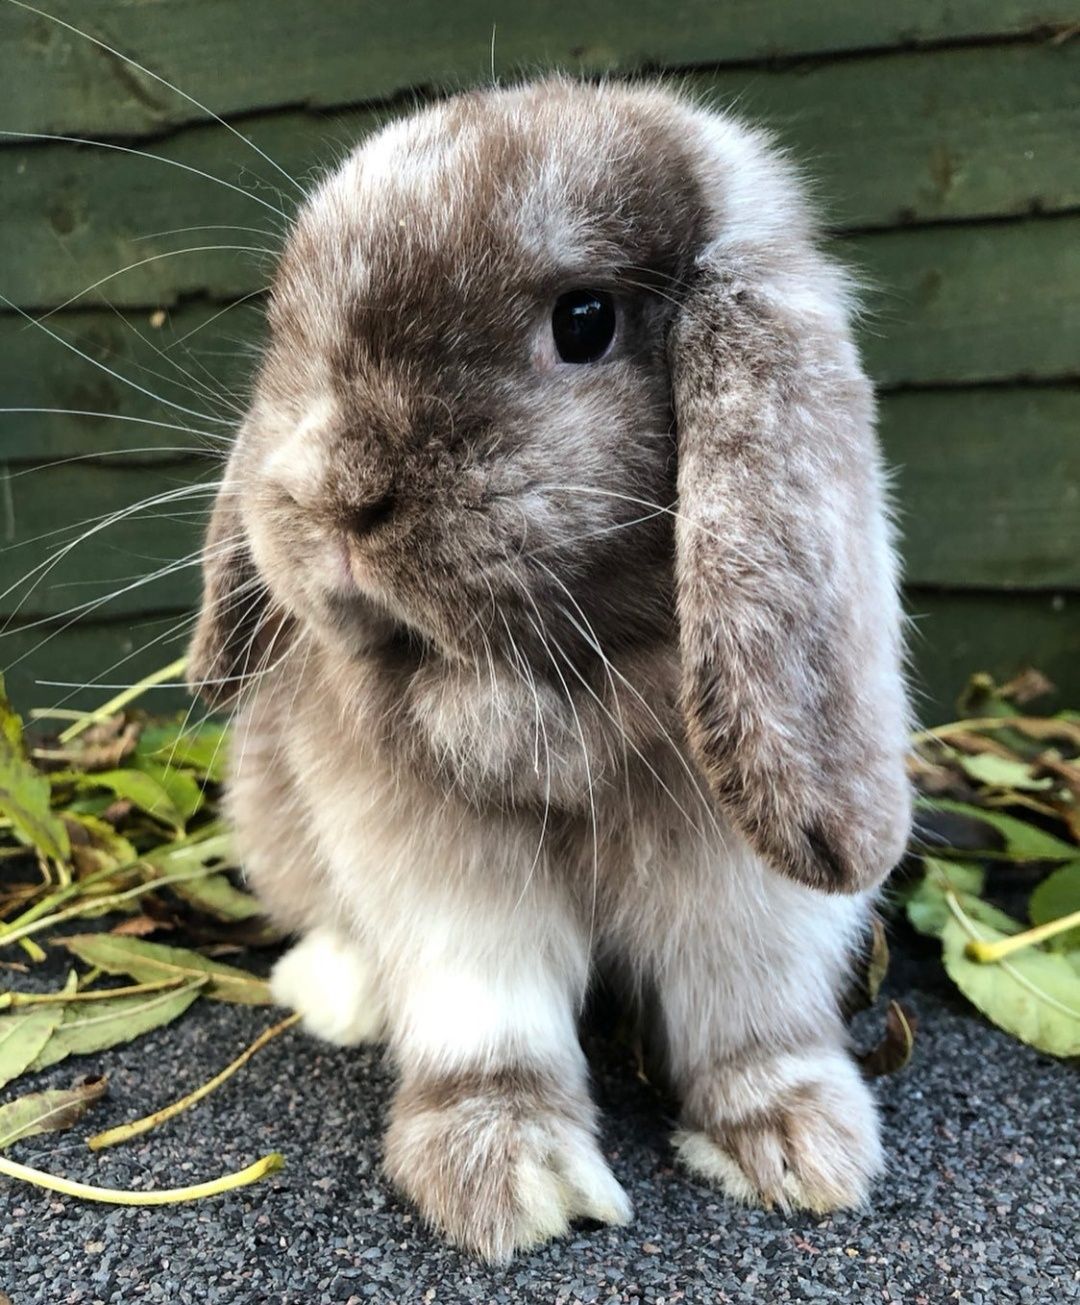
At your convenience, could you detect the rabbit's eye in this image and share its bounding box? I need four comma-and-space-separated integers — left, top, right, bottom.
551, 289, 616, 364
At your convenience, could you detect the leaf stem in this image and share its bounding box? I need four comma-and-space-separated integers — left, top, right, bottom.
89, 1012, 301, 1151
58, 657, 188, 744
0, 865, 235, 950
965, 908, 1080, 963
0, 976, 190, 1010
0, 822, 225, 941
0, 1150, 283, 1204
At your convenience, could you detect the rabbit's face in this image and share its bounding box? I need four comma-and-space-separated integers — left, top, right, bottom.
240, 83, 704, 669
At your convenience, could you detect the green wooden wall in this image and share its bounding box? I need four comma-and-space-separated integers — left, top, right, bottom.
1, 1, 1078, 719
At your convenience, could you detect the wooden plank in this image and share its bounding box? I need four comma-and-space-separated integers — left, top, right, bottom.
0, 303, 259, 463
7, 0, 1076, 140
0, 460, 212, 619
3, 384, 1078, 622
854, 218, 1079, 386
3, 589, 1077, 723
5, 39, 1080, 308
880, 389, 1080, 590
905, 588, 1080, 721
2, 219, 1080, 388
1, 612, 197, 718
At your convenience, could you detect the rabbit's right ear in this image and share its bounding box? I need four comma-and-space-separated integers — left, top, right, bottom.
187, 466, 279, 709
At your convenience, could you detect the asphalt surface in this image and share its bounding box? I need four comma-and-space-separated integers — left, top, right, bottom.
1, 934, 1076, 1305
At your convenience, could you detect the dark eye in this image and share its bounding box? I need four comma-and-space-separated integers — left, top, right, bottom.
551, 289, 616, 364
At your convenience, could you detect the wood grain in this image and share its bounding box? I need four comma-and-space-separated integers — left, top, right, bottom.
7, 0, 1075, 139
5, 39, 1080, 308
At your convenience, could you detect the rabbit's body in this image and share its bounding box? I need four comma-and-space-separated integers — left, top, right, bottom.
191, 79, 911, 1260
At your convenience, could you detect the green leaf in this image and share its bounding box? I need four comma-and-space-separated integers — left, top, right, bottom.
942, 914, 1080, 1057
29, 980, 205, 1070
129, 757, 204, 823
0, 1006, 64, 1089
0, 1076, 108, 1150
1029, 862, 1080, 952
64, 813, 139, 876
956, 753, 1053, 792
905, 859, 994, 938
137, 719, 229, 784
59, 935, 271, 1005
53, 767, 186, 832
169, 873, 262, 922
917, 798, 1076, 862
0, 673, 69, 861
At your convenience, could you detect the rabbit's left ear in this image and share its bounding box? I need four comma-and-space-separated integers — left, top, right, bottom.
670, 255, 911, 893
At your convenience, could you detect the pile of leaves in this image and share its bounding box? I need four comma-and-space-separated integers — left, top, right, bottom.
0, 669, 289, 1202
904, 671, 1080, 1057
0, 666, 1077, 1208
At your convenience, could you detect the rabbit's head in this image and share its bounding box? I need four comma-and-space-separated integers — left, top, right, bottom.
190, 79, 911, 893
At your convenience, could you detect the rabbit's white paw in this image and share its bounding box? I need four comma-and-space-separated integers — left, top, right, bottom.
675, 1047, 882, 1213
271, 927, 384, 1046
385, 1067, 632, 1262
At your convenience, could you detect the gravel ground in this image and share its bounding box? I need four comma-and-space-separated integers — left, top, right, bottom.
0, 937, 1076, 1305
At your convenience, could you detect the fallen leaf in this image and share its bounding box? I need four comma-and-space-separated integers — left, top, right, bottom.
0, 674, 69, 861
915, 799, 1076, 862
858, 1001, 918, 1078
905, 860, 993, 939
956, 754, 1053, 792
59, 935, 271, 1005
865, 917, 890, 1005
942, 912, 1080, 1058
1029, 862, 1080, 952
63, 813, 139, 881
110, 914, 168, 938
0, 1076, 108, 1149
128, 757, 203, 823
34, 717, 139, 771
169, 872, 262, 922
29, 980, 205, 1070
0, 1005, 64, 1089
137, 719, 229, 784
53, 767, 186, 833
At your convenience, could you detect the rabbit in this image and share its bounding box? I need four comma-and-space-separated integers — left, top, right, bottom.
188, 76, 912, 1262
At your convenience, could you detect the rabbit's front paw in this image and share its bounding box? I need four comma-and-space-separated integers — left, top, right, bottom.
270, 927, 384, 1046
674, 1047, 882, 1213
384, 1067, 631, 1262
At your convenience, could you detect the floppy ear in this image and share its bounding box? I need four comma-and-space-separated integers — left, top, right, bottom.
670, 254, 911, 893
187, 466, 282, 709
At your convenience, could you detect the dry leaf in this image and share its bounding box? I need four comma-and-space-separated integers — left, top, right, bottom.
858, 1001, 918, 1078
0, 1075, 108, 1149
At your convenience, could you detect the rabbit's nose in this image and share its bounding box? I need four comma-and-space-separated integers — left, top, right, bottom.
342, 490, 397, 539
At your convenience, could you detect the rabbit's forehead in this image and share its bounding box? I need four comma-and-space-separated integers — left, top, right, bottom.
280, 90, 704, 326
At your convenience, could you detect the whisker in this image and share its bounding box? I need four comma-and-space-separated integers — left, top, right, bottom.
0, 131, 290, 220
35, 245, 278, 322
8, 1, 306, 199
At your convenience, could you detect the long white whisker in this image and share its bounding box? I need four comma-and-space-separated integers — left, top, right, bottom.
35, 246, 277, 322
0, 292, 232, 425
0, 131, 289, 220
8, 2, 307, 199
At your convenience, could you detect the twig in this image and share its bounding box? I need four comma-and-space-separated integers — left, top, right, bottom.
0, 865, 232, 950
965, 908, 1080, 963
58, 656, 188, 744
0, 823, 226, 941
0, 1151, 283, 1204
89, 1013, 301, 1150
0, 976, 190, 1010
